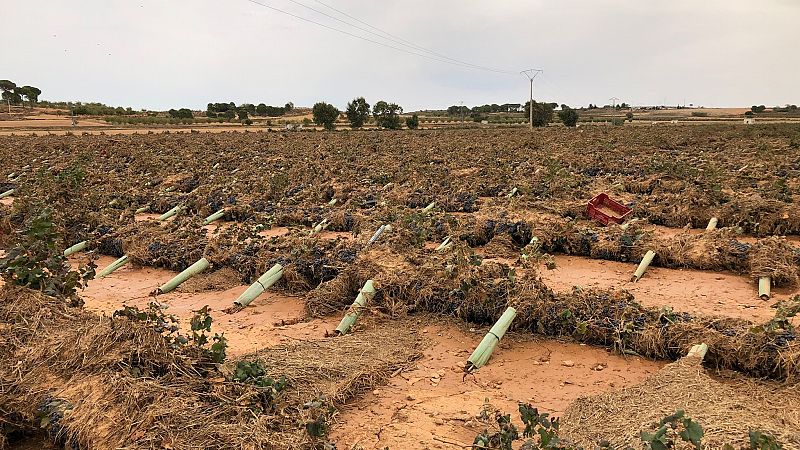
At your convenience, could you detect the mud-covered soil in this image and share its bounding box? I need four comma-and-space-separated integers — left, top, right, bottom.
2, 125, 800, 449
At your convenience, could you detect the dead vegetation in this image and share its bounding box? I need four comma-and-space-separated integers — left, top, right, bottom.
561, 355, 800, 449
0, 286, 421, 449
1, 126, 800, 448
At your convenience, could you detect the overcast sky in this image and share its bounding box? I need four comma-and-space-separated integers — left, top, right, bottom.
4, 0, 798, 111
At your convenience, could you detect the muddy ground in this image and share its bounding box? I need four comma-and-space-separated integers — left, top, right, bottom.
1, 125, 799, 449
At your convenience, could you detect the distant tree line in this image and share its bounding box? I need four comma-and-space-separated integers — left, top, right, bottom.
1, 79, 41, 108
36, 100, 137, 116
751, 104, 798, 113
312, 97, 418, 130
446, 103, 522, 116
168, 108, 194, 119
206, 102, 294, 119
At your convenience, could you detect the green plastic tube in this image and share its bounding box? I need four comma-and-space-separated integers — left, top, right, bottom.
98, 255, 130, 278
158, 204, 184, 221
310, 218, 329, 236
328, 198, 337, 206
422, 201, 436, 213
758, 276, 771, 300
506, 187, 518, 198
63, 241, 87, 257
335, 280, 376, 335
706, 217, 718, 231
0, 188, 15, 199
368, 225, 387, 245
435, 236, 452, 251
135, 205, 150, 214
687, 343, 708, 360
234, 264, 284, 307
466, 306, 517, 372
632, 250, 656, 282
157, 257, 209, 294
203, 209, 226, 225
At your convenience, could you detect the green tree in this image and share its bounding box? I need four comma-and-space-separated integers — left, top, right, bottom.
406, 114, 419, 129
284, 102, 294, 111
256, 103, 268, 116
19, 86, 41, 105
168, 108, 193, 119
312, 102, 340, 130
558, 107, 579, 127
0, 80, 16, 93
1, 90, 22, 105
240, 103, 256, 115
237, 109, 249, 121
373, 101, 403, 129
523, 100, 554, 127
345, 96, 370, 128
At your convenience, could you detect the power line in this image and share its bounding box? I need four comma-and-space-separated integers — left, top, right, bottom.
521, 69, 542, 129
309, 0, 512, 74
243, 0, 515, 75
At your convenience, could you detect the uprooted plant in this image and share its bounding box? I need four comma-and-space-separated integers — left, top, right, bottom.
639, 410, 703, 450
114, 303, 228, 363
0, 210, 95, 305
473, 405, 782, 450
229, 359, 289, 414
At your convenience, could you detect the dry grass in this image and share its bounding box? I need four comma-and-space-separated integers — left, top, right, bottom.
307, 246, 800, 380
561, 356, 800, 449
0, 286, 422, 449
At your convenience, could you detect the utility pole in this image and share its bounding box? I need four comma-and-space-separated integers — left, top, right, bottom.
609, 97, 619, 109
460, 100, 464, 123
521, 69, 543, 129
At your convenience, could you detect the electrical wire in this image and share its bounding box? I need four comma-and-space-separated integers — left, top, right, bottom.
243, 0, 515, 75
308, 0, 512, 74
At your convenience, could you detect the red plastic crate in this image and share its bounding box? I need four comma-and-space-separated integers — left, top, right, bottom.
587, 193, 632, 226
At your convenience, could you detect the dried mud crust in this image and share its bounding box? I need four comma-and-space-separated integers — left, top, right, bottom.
0, 286, 422, 449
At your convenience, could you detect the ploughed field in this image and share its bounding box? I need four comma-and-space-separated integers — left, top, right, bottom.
1, 125, 799, 449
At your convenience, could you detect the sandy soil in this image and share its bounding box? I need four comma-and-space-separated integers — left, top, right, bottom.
134, 212, 163, 222
537, 255, 795, 323
0, 117, 109, 128
649, 224, 800, 245
80, 255, 337, 356
330, 321, 663, 449
0, 196, 13, 206
72, 254, 666, 450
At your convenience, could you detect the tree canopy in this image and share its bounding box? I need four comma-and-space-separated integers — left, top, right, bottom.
524, 101, 556, 127
0, 80, 41, 107
406, 114, 419, 130
312, 102, 340, 130
346, 97, 371, 128
558, 107, 579, 127
373, 101, 403, 129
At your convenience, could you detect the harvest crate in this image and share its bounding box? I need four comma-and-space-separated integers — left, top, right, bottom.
587, 193, 632, 226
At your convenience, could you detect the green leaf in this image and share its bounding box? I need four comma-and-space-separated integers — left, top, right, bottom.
679, 418, 704, 448
659, 410, 685, 427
